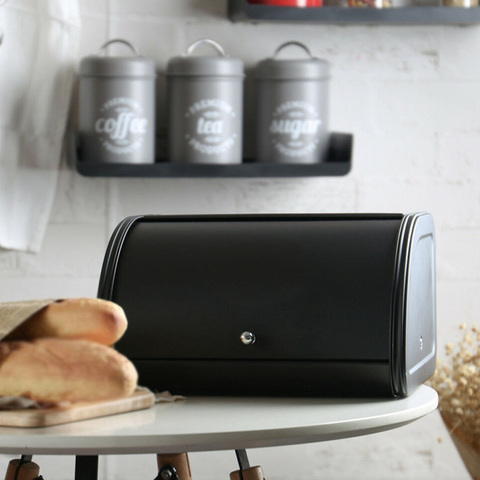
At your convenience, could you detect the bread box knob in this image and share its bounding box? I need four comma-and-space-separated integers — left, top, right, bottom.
240, 331, 256, 345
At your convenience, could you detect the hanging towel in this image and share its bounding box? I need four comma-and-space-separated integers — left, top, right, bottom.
0, 0, 80, 252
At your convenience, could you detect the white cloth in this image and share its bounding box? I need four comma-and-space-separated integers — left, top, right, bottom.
0, 0, 80, 252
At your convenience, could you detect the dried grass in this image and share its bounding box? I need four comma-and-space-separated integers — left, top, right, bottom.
427, 324, 480, 455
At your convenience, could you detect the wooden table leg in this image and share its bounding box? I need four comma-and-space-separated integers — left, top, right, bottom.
4, 456, 40, 480
229, 466, 266, 480
230, 449, 266, 480
156, 453, 192, 480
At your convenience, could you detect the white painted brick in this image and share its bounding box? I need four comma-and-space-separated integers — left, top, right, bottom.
436, 228, 480, 281
78, 0, 107, 18
437, 27, 480, 80
435, 129, 480, 181
231, 177, 356, 213
185, 22, 335, 67
49, 167, 108, 224
436, 280, 480, 348
106, 17, 186, 67
369, 80, 480, 135
0, 250, 17, 276
0, 277, 98, 303
109, 0, 227, 20
356, 179, 480, 228
107, 178, 238, 229
330, 77, 384, 136
76, 5, 108, 58
185, 23, 438, 81
317, 26, 440, 81
16, 224, 107, 278
107, 177, 356, 235
349, 130, 437, 180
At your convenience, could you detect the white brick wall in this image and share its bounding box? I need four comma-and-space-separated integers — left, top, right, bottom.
0, 1, 478, 478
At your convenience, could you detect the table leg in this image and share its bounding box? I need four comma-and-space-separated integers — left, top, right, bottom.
4, 456, 40, 480
74, 456, 98, 480
156, 453, 192, 480
230, 450, 266, 480
229, 467, 265, 480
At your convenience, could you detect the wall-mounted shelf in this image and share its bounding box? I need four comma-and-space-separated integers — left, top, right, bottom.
228, 0, 480, 24
75, 132, 352, 178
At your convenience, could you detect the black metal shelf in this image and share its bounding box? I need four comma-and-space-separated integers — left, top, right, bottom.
75, 132, 352, 178
228, 0, 480, 24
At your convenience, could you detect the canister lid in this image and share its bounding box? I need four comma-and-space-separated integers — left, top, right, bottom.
79, 39, 156, 78
80, 56, 156, 77
167, 38, 244, 78
255, 41, 329, 80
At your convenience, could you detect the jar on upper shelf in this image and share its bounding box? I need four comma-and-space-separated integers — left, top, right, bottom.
442, 0, 478, 6
247, 0, 323, 5
347, 0, 393, 7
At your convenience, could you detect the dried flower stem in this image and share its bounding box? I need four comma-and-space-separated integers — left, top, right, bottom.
428, 324, 480, 454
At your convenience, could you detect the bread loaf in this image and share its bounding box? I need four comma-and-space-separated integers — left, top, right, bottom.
4, 298, 127, 346
0, 338, 138, 403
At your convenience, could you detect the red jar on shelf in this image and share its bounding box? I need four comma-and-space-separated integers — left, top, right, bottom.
247, 0, 323, 6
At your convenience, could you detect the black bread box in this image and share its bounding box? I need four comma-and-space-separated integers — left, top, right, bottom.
98, 213, 436, 398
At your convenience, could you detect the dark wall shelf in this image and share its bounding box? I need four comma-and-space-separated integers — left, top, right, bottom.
75, 133, 352, 178
228, 0, 480, 24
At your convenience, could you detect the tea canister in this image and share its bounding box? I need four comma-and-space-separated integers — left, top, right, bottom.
167, 39, 244, 164
79, 39, 156, 164
247, 0, 323, 4
255, 42, 330, 164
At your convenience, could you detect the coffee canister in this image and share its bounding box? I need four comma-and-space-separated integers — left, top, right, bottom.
79, 39, 157, 164
255, 42, 330, 164
167, 39, 244, 164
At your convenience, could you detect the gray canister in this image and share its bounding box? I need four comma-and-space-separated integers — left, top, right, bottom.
79, 39, 156, 164
167, 39, 244, 164
255, 42, 330, 164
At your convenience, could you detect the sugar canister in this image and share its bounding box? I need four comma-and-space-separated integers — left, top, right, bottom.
255, 42, 330, 164
79, 39, 156, 164
167, 39, 244, 164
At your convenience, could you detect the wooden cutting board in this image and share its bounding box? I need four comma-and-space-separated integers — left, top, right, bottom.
0, 388, 155, 428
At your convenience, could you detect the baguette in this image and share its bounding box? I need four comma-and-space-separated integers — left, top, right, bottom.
4, 298, 127, 346
0, 338, 138, 403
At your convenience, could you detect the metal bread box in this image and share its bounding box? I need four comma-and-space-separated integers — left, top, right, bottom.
98, 213, 436, 397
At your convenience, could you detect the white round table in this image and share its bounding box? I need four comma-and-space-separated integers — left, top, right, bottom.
0, 386, 438, 479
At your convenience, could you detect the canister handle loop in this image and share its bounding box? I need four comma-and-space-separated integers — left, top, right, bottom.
273, 41, 314, 59
186, 38, 226, 57
98, 38, 140, 56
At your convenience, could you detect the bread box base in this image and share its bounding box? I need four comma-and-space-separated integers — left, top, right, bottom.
134, 360, 391, 397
